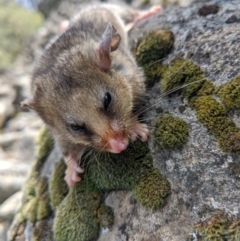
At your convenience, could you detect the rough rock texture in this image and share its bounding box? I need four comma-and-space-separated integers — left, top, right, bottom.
3, 0, 240, 241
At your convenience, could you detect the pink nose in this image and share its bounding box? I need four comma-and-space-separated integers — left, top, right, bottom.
108, 138, 128, 153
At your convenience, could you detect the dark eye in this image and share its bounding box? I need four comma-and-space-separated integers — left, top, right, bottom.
70, 124, 85, 132
104, 92, 112, 111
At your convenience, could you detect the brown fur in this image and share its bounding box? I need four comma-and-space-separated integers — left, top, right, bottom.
23, 4, 146, 156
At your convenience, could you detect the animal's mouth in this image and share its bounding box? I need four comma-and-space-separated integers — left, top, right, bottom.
106, 137, 129, 153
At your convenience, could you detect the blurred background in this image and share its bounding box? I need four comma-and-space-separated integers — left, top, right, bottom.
0, 0, 216, 240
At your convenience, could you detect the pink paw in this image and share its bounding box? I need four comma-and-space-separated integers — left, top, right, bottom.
130, 122, 149, 142
64, 154, 84, 187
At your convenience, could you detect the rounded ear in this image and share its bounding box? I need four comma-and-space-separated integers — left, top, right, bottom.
21, 97, 35, 110
96, 23, 121, 71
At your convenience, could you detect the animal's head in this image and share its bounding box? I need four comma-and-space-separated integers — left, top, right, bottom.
22, 23, 141, 153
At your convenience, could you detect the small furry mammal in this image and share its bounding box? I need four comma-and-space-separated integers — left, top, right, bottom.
21, 4, 161, 187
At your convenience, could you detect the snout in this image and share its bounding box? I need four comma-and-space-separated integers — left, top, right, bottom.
107, 137, 129, 153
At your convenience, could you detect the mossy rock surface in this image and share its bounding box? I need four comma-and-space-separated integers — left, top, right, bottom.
192, 95, 240, 153
160, 57, 240, 153
194, 211, 240, 241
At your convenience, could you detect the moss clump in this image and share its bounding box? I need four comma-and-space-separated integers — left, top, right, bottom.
195, 212, 231, 240
97, 204, 114, 228
191, 96, 240, 152
159, 58, 240, 153
161, 58, 214, 98
53, 181, 101, 241
11, 126, 172, 241
87, 140, 153, 190
10, 127, 54, 238
135, 29, 174, 87
217, 76, 240, 110
35, 126, 53, 163
219, 130, 240, 153
36, 178, 52, 220
194, 211, 240, 241
155, 114, 189, 149
49, 159, 69, 210
136, 29, 174, 66
52, 139, 171, 240
21, 177, 52, 224
226, 219, 240, 240
191, 96, 228, 136
142, 62, 167, 87
133, 168, 171, 209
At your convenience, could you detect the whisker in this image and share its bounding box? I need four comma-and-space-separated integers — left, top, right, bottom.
134, 79, 205, 117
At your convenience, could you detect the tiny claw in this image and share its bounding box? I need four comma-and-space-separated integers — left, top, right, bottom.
130, 122, 149, 142
130, 133, 138, 142
75, 166, 85, 173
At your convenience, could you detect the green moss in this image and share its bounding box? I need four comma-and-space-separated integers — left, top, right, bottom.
35, 126, 53, 163
192, 96, 228, 135
15, 127, 54, 227
159, 58, 240, 153
97, 204, 114, 228
53, 180, 101, 241
217, 76, 240, 110
161, 58, 214, 98
49, 159, 69, 210
87, 140, 153, 190
142, 62, 167, 87
155, 114, 189, 149
191, 96, 240, 152
37, 192, 52, 220
194, 211, 240, 241
52, 139, 171, 239
135, 29, 174, 87
226, 219, 240, 240
23, 197, 38, 223
133, 168, 171, 209
136, 29, 174, 66
195, 212, 231, 240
